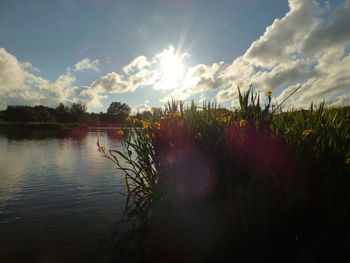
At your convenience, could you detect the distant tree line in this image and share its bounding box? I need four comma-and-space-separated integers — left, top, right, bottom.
0, 102, 139, 125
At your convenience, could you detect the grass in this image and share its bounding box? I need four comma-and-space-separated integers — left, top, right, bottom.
99, 88, 350, 262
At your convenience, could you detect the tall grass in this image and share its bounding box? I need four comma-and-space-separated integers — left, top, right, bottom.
98, 88, 350, 261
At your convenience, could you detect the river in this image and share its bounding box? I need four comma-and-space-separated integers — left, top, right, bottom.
0, 126, 127, 262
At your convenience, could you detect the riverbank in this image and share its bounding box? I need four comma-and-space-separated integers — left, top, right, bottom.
0, 121, 79, 129
0, 121, 132, 129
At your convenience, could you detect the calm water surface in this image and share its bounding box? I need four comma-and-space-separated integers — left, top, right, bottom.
0, 127, 127, 262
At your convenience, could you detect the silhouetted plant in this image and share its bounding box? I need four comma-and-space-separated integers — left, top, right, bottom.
99, 87, 350, 262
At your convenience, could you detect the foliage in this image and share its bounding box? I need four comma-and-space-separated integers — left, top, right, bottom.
69, 103, 87, 122
1, 101, 133, 125
4, 105, 42, 122
2, 103, 87, 123
0, 121, 76, 129
0, 113, 5, 121
54, 103, 71, 122
107, 102, 131, 115
100, 90, 350, 261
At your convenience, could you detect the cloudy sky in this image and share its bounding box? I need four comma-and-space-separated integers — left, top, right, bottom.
0, 0, 349, 113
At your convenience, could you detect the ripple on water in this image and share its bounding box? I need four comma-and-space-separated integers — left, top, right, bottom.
0, 130, 126, 261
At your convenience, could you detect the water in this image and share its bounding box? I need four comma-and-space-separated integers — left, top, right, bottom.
0, 127, 127, 262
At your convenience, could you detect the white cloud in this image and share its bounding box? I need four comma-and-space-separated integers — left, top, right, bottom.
86, 0, 350, 108
215, 0, 350, 108
2, 0, 350, 111
160, 62, 225, 102
90, 72, 128, 93
74, 86, 107, 109
21, 62, 41, 73
122, 56, 150, 74
0, 47, 76, 110
128, 69, 159, 90
131, 103, 151, 115
199, 93, 207, 104
280, 49, 350, 108
74, 58, 99, 72
0, 48, 27, 94
216, 86, 237, 103
244, 0, 325, 68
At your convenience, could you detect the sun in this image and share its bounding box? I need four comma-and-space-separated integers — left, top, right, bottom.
160, 50, 184, 81
157, 46, 186, 90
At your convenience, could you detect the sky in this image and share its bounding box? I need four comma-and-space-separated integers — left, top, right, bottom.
0, 0, 349, 113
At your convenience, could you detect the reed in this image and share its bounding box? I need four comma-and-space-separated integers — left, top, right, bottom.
98, 87, 350, 261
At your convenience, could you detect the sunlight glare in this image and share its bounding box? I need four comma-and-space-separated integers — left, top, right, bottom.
157, 46, 186, 90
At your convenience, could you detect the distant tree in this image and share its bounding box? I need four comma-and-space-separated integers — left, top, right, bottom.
54, 103, 70, 122
106, 102, 131, 124
135, 110, 152, 121
0, 111, 6, 121
2, 103, 89, 123
69, 103, 87, 122
4, 106, 40, 122
98, 113, 109, 123
34, 105, 55, 122
107, 102, 131, 115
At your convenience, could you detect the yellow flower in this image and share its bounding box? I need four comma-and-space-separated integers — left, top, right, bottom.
131, 118, 138, 124
175, 111, 181, 117
195, 132, 202, 140
166, 155, 175, 164
144, 133, 151, 139
99, 146, 106, 152
285, 127, 292, 133
265, 91, 272, 97
143, 121, 150, 129
154, 122, 161, 130
239, 119, 247, 127
302, 129, 315, 136
116, 130, 124, 136
345, 157, 350, 164
125, 116, 131, 121
222, 116, 232, 123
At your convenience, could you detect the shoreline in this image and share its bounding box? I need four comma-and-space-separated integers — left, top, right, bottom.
0, 121, 77, 129
0, 121, 131, 129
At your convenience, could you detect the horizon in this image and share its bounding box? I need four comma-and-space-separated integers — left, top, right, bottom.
1, 0, 350, 113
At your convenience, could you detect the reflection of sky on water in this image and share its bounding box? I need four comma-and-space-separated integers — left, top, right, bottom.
0, 139, 26, 209
0, 128, 127, 261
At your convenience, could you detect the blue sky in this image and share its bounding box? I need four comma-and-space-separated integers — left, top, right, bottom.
0, 0, 349, 113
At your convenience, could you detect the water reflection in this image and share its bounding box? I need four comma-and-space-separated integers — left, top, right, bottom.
0, 127, 127, 262
0, 127, 70, 140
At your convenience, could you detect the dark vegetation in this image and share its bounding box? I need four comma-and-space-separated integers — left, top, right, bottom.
99, 88, 350, 262
0, 101, 139, 126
